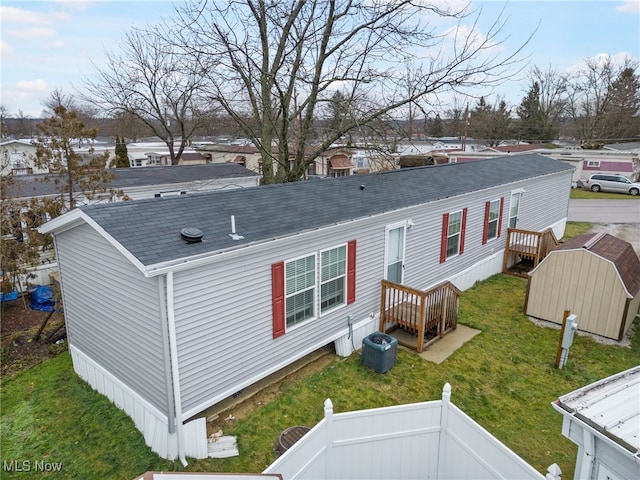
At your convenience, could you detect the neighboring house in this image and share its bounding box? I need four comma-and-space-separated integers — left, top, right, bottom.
194, 144, 264, 174
5, 163, 260, 204
1, 139, 116, 176
603, 141, 640, 154
447, 148, 640, 186
526, 232, 640, 341
311, 148, 355, 177
39, 153, 574, 461
1, 139, 42, 175
142, 150, 209, 167
6, 164, 259, 286
553, 365, 640, 480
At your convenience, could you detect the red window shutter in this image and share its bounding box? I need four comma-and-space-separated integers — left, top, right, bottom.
440, 213, 449, 263
347, 240, 356, 304
482, 201, 490, 244
459, 208, 468, 254
271, 262, 285, 338
497, 197, 505, 238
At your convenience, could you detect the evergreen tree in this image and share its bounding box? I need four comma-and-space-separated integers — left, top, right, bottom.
429, 114, 444, 138
518, 82, 545, 141
114, 136, 130, 168
33, 103, 122, 210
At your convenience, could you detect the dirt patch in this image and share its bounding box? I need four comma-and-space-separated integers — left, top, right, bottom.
205, 351, 337, 438
1, 298, 67, 377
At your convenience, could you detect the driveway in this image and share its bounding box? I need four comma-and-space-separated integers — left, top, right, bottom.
568, 199, 640, 253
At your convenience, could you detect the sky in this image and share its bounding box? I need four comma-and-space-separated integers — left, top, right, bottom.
1, 0, 639, 119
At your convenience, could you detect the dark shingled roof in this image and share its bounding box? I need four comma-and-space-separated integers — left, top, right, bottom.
4, 163, 258, 199
556, 232, 640, 297
67, 153, 572, 269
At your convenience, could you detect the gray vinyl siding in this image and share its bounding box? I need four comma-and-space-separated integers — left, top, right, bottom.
55, 223, 169, 414
173, 169, 572, 413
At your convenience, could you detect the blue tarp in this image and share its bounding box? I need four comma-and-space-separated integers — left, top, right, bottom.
30, 286, 55, 312
0, 291, 18, 302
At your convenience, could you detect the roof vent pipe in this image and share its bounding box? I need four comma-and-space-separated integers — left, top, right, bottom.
229, 215, 244, 241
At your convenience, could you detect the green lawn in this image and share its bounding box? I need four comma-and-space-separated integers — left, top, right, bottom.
2, 225, 639, 479
570, 187, 640, 199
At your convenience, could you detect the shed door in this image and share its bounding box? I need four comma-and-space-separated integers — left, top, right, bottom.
385, 224, 406, 284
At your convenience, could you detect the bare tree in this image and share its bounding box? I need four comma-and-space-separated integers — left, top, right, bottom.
84, 29, 212, 164
167, 0, 531, 183
565, 55, 639, 147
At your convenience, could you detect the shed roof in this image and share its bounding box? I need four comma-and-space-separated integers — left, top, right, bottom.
5, 163, 258, 199
555, 366, 640, 457
41, 153, 572, 271
556, 233, 640, 297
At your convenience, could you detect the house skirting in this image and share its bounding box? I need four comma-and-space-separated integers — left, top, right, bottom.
334, 315, 377, 356
70, 345, 208, 460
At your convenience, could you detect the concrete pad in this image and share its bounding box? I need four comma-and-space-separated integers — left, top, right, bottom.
393, 324, 481, 364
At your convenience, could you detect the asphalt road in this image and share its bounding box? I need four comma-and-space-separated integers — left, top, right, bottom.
567, 199, 640, 253
568, 199, 640, 223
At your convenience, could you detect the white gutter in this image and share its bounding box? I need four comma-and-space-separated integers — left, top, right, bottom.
166, 271, 187, 467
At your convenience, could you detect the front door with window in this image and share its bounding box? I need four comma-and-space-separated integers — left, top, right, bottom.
509, 191, 522, 229
385, 225, 405, 284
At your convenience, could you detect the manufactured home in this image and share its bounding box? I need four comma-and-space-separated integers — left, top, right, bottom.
39, 153, 573, 461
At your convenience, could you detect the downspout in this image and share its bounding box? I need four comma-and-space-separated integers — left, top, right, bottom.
158, 276, 176, 434
166, 271, 188, 467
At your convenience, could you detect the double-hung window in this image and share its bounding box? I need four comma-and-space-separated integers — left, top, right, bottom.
320, 245, 347, 313
440, 209, 467, 262
446, 211, 463, 257
483, 198, 504, 243
272, 241, 356, 338
285, 254, 317, 327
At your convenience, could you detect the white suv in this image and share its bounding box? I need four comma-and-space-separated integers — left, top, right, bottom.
585, 174, 640, 196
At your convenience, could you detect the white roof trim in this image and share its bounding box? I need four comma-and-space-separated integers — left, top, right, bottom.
39, 209, 149, 275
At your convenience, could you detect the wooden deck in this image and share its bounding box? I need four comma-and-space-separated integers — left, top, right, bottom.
379, 280, 460, 353
503, 227, 558, 277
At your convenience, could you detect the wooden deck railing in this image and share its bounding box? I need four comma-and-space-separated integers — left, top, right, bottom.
379, 280, 461, 352
502, 227, 558, 276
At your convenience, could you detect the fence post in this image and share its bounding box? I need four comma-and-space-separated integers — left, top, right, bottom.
546, 463, 562, 480
324, 398, 334, 477
436, 383, 451, 479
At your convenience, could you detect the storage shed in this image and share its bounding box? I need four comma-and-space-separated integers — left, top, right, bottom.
525, 232, 640, 340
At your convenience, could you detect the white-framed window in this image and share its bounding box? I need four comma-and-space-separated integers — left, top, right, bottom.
509, 190, 523, 229
273, 241, 355, 338
285, 254, 317, 327
586, 160, 600, 168
319, 245, 347, 314
446, 210, 463, 258
486, 199, 501, 241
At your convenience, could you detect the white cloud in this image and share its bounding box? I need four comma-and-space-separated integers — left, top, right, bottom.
9, 27, 57, 39
0, 40, 14, 58
47, 40, 66, 50
17, 79, 49, 94
616, 0, 640, 13
0, 6, 50, 24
